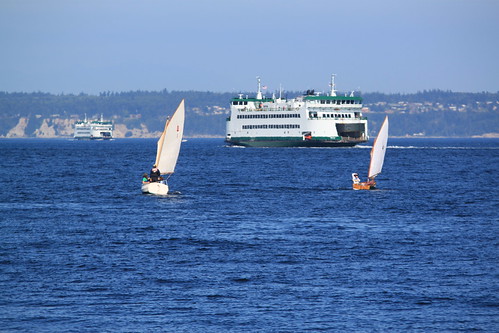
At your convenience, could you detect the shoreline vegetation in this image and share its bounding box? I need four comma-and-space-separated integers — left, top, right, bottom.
1, 90, 498, 138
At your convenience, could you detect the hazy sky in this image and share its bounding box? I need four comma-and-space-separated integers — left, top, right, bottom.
1, 0, 498, 94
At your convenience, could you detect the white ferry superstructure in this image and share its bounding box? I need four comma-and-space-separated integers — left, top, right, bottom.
74, 114, 113, 140
225, 76, 369, 147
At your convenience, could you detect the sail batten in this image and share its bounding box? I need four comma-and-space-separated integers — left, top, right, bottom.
155, 100, 185, 174
368, 116, 389, 179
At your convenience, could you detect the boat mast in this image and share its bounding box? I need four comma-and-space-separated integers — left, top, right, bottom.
330, 74, 337, 97
256, 76, 263, 99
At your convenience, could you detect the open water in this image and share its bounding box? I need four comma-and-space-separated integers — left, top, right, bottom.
0, 138, 498, 332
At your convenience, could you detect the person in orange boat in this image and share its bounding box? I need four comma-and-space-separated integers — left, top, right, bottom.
352, 173, 361, 184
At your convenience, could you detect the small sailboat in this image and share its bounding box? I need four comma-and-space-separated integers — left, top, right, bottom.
142, 99, 185, 195
352, 116, 389, 190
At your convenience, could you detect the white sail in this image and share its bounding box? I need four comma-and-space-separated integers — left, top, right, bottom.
155, 99, 185, 174
368, 116, 389, 179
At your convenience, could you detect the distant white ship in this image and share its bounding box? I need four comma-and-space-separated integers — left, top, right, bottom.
74, 114, 113, 140
225, 75, 369, 147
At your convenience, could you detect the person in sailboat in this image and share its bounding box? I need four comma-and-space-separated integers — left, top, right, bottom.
352, 173, 360, 184
142, 173, 150, 184
150, 164, 162, 182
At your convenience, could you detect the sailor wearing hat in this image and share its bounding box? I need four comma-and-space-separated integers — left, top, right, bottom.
150, 164, 161, 182
352, 173, 360, 184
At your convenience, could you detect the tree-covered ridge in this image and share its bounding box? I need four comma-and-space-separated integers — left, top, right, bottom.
0, 90, 235, 137
364, 90, 499, 104
0, 90, 498, 138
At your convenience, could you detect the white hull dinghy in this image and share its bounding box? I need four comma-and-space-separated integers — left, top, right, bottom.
142, 99, 185, 195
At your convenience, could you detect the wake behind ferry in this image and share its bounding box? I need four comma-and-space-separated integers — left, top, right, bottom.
225, 76, 369, 147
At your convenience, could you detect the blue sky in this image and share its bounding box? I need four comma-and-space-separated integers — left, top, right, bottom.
1, 0, 498, 94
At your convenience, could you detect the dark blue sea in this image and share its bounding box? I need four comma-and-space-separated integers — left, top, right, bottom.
1, 138, 498, 332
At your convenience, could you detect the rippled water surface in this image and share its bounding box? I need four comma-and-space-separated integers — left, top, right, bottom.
0, 138, 498, 332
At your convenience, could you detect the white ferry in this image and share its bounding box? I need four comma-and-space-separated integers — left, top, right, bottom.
74, 114, 113, 140
225, 76, 369, 147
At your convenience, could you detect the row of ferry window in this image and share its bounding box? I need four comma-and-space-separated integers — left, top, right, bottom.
309, 112, 353, 119
319, 100, 360, 105
242, 124, 301, 130
237, 114, 300, 119
232, 101, 249, 105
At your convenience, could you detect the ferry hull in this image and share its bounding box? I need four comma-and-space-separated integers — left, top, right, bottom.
226, 138, 366, 148
74, 136, 113, 140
